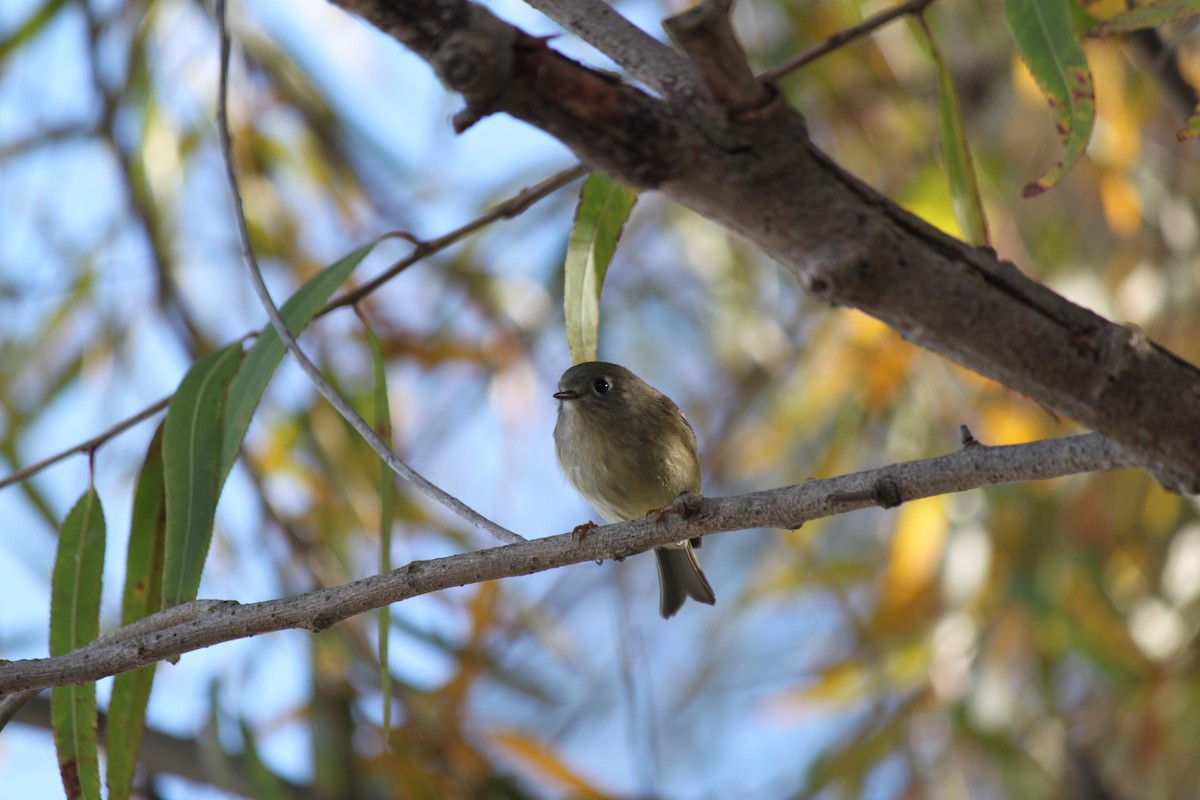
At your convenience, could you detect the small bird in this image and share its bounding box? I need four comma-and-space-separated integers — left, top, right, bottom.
553, 361, 716, 618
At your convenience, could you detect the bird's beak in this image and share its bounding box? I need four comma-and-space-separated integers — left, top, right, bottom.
553, 389, 580, 401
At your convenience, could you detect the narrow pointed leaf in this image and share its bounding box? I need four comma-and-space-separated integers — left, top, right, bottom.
364, 322, 396, 743
106, 423, 167, 800
563, 174, 638, 363
1005, 0, 1096, 196
50, 488, 106, 800
219, 242, 378, 486
1088, 0, 1200, 37
918, 17, 990, 246
163, 343, 243, 607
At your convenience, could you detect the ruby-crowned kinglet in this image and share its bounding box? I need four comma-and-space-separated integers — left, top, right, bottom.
553, 361, 716, 618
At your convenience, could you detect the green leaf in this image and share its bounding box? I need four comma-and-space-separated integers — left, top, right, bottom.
219, 242, 377, 486
364, 322, 395, 744
106, 423, 167, 800
1005, 0, 1096, 197
1179, 104, 1200, 141
240, 719, 290, 800
1087, 0, 1200, 37
163, 342, 243, 608
917, 17, 990, 246
563, 173, 638, 363
50, 488, 106, 800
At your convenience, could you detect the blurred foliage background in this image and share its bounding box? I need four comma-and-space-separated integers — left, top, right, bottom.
3, 0, 1200, 797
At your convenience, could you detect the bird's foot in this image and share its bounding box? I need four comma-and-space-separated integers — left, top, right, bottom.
647, 491, 702, 525
571, 521, 599, 541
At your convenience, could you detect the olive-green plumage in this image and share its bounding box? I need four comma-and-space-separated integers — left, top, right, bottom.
553, 362, 715, 618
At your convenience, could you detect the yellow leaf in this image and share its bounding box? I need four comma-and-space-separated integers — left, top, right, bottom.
489, 730, 610, 798
882, 496, 949, 608
978, 402, 1052, 445
777, 661, 872, 714
1100, 171, 1142, 238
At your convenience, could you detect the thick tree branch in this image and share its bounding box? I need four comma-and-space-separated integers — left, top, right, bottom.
327, 0, 1200, 493
0, 433, 1141, 697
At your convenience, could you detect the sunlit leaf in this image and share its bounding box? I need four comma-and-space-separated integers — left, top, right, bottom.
563, 173, 638, 363
50, 488, 106, 800
1005, 0, 1096, 196
219, 242, 378, 487
106, 423, 167, 800
785, 661, 872, 709
1087, 0, 1200, 36
163, 343, 243, 608
490, 729, 609, 798
882, 496, 949, 608
917, 16, 990, 246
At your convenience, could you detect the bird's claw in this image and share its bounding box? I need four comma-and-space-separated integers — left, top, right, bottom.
646, 491, 702, 525
571, 521, 599, 541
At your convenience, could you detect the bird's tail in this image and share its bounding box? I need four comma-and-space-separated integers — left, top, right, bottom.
654, 543, 716, 619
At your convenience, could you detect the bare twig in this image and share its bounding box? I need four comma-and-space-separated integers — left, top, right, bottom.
325, 163, 586, 313
523, 0, 696, 96
0, 691, 36, 730
0, 397, 170, 491
760, 0, 938, 81
0, 122, 95, 160
664, 0, 771, 110
214, 1, 522, 544
0, 433, 1142, 697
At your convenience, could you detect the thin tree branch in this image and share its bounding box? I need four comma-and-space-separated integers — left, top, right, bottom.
325, 162, 586, 313
0, 396, 171, 491
523, 0, 696, 97
0, 433, 1142, 697
215, 2, 521, 544
760, 0, 938, 81
0, 122, 96, 160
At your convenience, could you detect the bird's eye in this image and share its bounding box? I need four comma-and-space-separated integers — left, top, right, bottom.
593, 378, 611, 394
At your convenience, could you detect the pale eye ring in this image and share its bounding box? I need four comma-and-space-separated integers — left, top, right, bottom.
593, 378, 611, 394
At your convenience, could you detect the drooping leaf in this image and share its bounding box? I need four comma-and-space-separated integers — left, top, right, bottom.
563, 173, 638, 363
162, 343, 243, 608
917, 16, 990, 246
363, 320, 395, 744
1087, 0, 1200, 36
219, 242, 378, 487
50, 488, 106, 800
106, 423, 167, 800
1005, 0, 1096, 196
